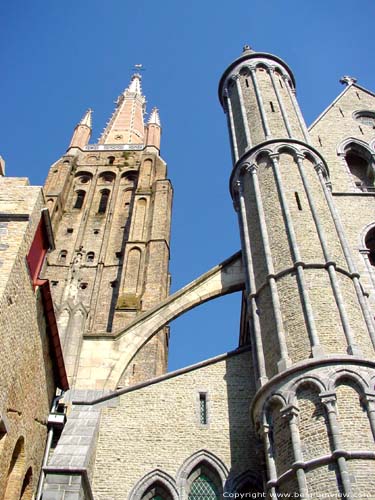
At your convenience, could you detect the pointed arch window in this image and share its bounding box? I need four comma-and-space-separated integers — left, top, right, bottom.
98, 189, 110, 213
344, 145, 375, 191
140, 482, 173, 500
188, 474, 219, 500
74, 190, 86, 209
186, 463, 222, 500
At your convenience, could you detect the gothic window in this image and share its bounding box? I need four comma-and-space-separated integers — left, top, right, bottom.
74, 190, 86, 209
188, 474, 219, 500
59, 250, 67, 263
187, 464, 222, 500
365, 227, 375, 266
86, 252, 95, 263
345, 146, 375, 191
140, 483, 173, 500
98, 189, 110, 213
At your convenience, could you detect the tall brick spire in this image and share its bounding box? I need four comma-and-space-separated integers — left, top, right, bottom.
99, 73, 146, 145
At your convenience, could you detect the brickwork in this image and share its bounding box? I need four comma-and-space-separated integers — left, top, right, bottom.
91, 350, 262, 500
0, 178, 58, 499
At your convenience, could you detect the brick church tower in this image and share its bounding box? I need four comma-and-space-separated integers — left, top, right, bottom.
43, 74, 172, 389
219, 45, 375, 499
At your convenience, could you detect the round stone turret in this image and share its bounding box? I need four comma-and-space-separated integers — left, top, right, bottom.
219, 46, 309, 161
219, 48, 375, 500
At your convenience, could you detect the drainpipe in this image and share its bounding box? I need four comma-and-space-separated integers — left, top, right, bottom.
36, 394, 66, 500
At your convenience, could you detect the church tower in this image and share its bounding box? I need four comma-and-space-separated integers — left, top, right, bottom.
43, 74, 172, 388
219, 47, 375, 499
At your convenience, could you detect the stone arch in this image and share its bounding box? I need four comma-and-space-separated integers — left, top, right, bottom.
277, 144, 300, 159
4, 436, 26, 500
255, 62, 269, 71
98, 171, 116, 184
121, 171, 138, 184
289, 375, 326, 399
337, 138, 375, 190
129, 469, 178, 500
106, 253, 245, 389
328, 369, 369, 393
74, 171, 93, 183
360, 221, 375, 249
254, 148, 273, 164
176, 450, 228, 500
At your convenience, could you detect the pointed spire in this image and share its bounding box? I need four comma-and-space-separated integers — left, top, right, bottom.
148, 108, 161, 127
79, 108, 92, 128
99, 73, 146, 145
126, 73, 143, 95
67, 109, 92, 151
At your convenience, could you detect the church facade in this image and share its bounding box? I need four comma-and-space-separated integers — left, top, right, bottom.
1, 46, 375, 500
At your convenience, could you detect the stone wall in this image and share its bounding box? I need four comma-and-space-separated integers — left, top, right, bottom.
0, 177, 57, 499
91, 349, 262, 499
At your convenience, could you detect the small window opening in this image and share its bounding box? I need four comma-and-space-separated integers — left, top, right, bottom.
339, 107, 344, 117
86, 252, 95, 263
67, 228, 73, 234
295, 192, 302, 211
93, 229, 100, 235
245, 79, 249, 88
98, 190, 110, 214
51, 281, 59, 287
80, 282, 88, 290
318, 136, 322, 146
199, 393, 207, 424
74, 190, 85, 209
59, 250, 67, 263
132, 364, 136, 375
270, 101, 275, 112
108, 156, 115, 165
110, 280, 118, 288
279, 78, 283, 88
115, 251, 122, 259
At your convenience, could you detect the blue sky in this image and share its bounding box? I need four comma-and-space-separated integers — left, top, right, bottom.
1, 1, 375, 371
